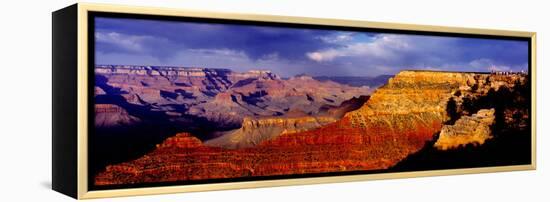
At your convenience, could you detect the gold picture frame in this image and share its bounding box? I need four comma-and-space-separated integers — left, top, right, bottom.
52, 3, 536, 199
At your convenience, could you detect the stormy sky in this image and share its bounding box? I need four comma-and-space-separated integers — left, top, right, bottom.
95, 17, 529, 77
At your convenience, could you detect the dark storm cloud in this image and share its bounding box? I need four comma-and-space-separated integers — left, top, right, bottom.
95, 17, 529, 77
95, 17, 338, 61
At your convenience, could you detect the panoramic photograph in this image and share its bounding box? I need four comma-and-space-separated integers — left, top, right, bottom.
91, 16, 531, 188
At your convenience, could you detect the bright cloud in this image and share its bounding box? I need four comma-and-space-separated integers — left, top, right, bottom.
95, 32, 154, 52
318, 32, 354, 44
468, 58, 512, 72
188, 48, 248, 57
306, 34, 412, 62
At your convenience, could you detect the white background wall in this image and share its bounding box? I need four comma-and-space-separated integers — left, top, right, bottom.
0, 0, 547, 201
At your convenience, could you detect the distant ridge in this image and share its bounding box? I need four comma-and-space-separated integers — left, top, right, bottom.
314, 75, 393, 87
96, 64, 233, 72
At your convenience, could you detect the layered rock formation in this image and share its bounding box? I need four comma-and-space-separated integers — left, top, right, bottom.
95, 104, 140, 127
94, 70, 529, 186
95, 65, 373, 131
434, 108, 495, 150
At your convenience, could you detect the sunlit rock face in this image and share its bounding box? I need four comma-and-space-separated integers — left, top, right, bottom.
94, 70, 529, 186
434, 108, 495, 150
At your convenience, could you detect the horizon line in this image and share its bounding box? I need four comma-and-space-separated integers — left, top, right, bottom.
96, 64, 522, 75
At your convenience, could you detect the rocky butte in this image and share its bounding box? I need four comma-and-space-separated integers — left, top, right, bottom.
94, 70, 529, 186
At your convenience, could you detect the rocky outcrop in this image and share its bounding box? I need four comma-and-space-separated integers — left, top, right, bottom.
445, 73, 527, 115
155, 133, 204, 149
434, 108, 495, 150
95, 104, 140, 127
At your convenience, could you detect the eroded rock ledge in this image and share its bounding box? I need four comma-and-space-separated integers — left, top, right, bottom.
434, 108, 495, 150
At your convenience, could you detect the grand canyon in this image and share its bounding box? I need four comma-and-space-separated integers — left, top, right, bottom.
92, 65, 530, 187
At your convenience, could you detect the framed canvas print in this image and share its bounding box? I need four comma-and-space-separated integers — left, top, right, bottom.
52, 3, 536, 199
